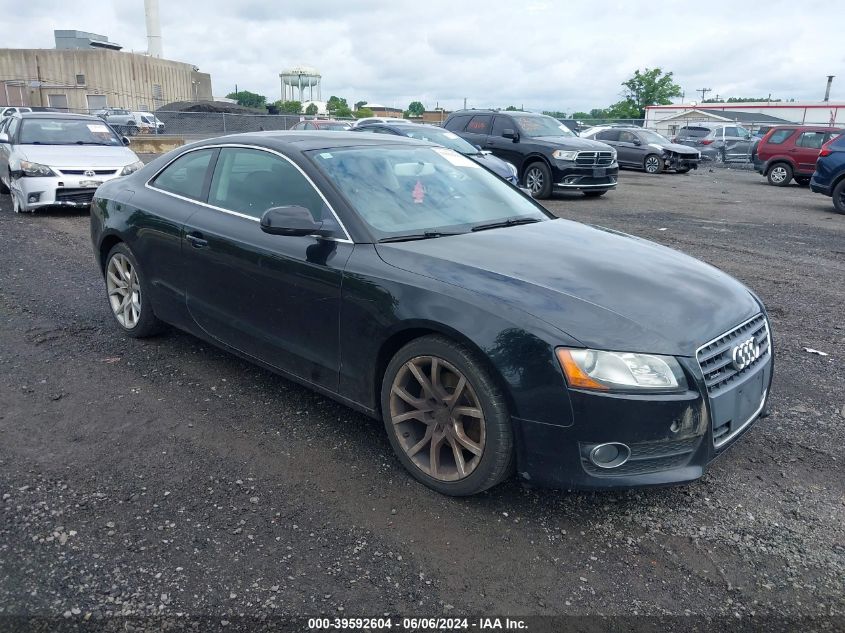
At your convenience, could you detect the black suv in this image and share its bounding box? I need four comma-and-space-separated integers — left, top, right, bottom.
443, 110, 618, 198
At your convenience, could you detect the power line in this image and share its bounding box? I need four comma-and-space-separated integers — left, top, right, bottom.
696, 87, 712, 102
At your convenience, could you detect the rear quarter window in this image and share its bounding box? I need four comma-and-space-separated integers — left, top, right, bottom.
678, 127, 709, 138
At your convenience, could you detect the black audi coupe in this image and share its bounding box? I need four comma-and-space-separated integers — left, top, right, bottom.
90, 131, 773, 496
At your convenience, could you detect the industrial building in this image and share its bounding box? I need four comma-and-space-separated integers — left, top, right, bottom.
1, 1, 211, 113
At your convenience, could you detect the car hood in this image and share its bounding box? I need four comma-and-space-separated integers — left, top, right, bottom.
531, 136, 613, 151
655, 141, 700, 154
17, 145, 139, 169
376, 219, 760, 356
470, 152, 513, 178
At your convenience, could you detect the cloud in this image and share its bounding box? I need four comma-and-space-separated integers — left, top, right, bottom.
1, 0, 843, 112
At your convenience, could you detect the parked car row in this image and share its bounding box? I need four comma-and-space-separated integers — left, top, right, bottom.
95, 108, 165, 135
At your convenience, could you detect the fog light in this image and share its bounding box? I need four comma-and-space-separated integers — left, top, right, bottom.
589, 442, 631, 469
28, 192, 41, 203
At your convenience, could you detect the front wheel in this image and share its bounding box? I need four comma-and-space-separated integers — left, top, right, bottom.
767, 163, 793, 186
381, 335, 514, 496
523, 161, 552, 199
644, 154, 663, 174
833, 180, 845, 214
104, 243, 163, 338
583, 190, 608, 197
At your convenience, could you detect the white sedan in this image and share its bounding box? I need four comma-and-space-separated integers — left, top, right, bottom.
0, 112, 143, 213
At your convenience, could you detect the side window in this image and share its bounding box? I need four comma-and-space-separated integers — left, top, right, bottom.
795, 131, 826, 149
150, 149, 216, 200
465, 115, 492, 134
737, 127, 750, 137
596, 130, 620, 141
767, 129, 794, 145
491, 116, 512, 137
444, 115, 471, 132
826, 132, 841, 143
724, 127, 742, 137
208, 147, 329, 223
368, 127, 395, 135
618, 131, 637, 143
303, 122, 314, 130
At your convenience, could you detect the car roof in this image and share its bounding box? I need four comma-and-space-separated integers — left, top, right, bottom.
449, 109, 543, 117
766, 124, 841, 131
18, 111, 102, 121
189, 130, 435, 152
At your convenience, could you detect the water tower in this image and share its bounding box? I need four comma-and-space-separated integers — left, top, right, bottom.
279, 66, 322, 102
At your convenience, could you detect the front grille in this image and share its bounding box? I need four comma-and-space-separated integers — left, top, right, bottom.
58, 169, 117, 176
696, 314, 770, 396
575, 151, 614, 166
55, 188, 97, 204
581, 436, 701, 477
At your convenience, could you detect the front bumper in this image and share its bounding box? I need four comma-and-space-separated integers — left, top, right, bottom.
11, 172, 123, 212
664, 153, 700, 171
552, 163, 619, 191
513, 329, 773, 490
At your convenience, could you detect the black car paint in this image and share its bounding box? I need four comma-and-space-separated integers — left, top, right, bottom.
91, 131, 772, 490
443, 111, 619, 194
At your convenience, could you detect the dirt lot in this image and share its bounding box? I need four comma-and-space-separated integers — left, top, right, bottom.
1, 165, 843, 629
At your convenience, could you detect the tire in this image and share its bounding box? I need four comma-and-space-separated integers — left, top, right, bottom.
583, 190, 608, 197
104, 243, 164, 338
767, 163, 793, 186
833, 179, 845, 214
380, 335, 514, 496
643, 154, 663, 174
522, 161, 552, 199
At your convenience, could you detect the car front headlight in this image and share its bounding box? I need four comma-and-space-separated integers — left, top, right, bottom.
19, 160, 57, 177
552, 150, 578, 161
120, 160, 144, 176
556, 348, 688, 392
610, 148, 617, 161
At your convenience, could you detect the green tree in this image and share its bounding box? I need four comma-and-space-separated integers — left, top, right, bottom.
355, 107, 374, 118
570, 111, 590, 120
543, 110, 568, 118
327, 95, 353, 118
226, 90, 266, 109
354, 100, 367, 111
271, 100, 302, 114
605, 99, 641, 120
407, 101, 425, 117
621, 68, 682, 117
504, 105, 522, 111
304, 103, 319, 115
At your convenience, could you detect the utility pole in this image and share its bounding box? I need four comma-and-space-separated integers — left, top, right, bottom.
696, 87, 712, 102
824, 75, 835, 102
463, 97, 467, 110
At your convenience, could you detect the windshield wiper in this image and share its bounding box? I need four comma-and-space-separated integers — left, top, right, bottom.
471, 217, 541, 232
378, 231, 464, 243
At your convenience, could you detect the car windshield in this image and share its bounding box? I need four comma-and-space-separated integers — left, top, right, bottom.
321, 122, 350, 130
398, 128, 478, 154
639, 130, 670, 144
19, 118, 123, 145
310, 146, 547, 239
512, 115, 575, 138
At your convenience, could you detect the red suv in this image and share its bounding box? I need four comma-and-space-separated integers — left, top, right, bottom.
757, 125, 842, 186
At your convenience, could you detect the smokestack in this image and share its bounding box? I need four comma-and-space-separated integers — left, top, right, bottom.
144, 0, 163, 58
824, 75, 835, 102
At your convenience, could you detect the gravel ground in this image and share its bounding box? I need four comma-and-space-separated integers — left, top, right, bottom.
0, 164, 843, 631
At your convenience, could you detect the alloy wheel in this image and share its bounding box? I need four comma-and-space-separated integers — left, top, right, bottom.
525, 167, 544, 195
107, 253, 141, 329
769, 166, 788, 184
389, 356, 486, 482
645, 156, 662, 173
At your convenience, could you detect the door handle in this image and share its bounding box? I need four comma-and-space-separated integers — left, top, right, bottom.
186, 232, 208, 248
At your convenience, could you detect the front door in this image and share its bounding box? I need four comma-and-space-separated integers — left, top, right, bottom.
182, 146, 353, 390
486, 115, 522, 167
618, 130, 645, 166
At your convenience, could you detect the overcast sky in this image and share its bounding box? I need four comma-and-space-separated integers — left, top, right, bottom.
2, 0, 844, 113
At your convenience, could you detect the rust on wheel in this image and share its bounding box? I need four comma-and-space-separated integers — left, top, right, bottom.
389, 356, 486, 482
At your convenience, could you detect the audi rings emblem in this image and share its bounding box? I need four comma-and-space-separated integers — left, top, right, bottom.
731, 337, 760, 371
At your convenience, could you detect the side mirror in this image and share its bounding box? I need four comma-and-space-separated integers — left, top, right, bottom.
0, 132, 8, 143
632, 138, 642, 146
121, 136, 131, 146
260, 205, 331, 237
502, 129, 519, 141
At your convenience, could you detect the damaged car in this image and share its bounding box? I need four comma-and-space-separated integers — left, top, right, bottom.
581, 126, 700, 174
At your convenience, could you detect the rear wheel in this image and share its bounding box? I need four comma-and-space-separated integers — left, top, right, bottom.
381, 335, 514, 496
767, 163, 793, 186
644, 154, 663, 174
833, 180, 845, 214
523, 161, 552, 199
105, 243, 163, 338
583, 190, 608, 197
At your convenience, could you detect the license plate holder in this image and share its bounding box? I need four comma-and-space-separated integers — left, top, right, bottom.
734, 371, 764, 424
593, 167, 606, 177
